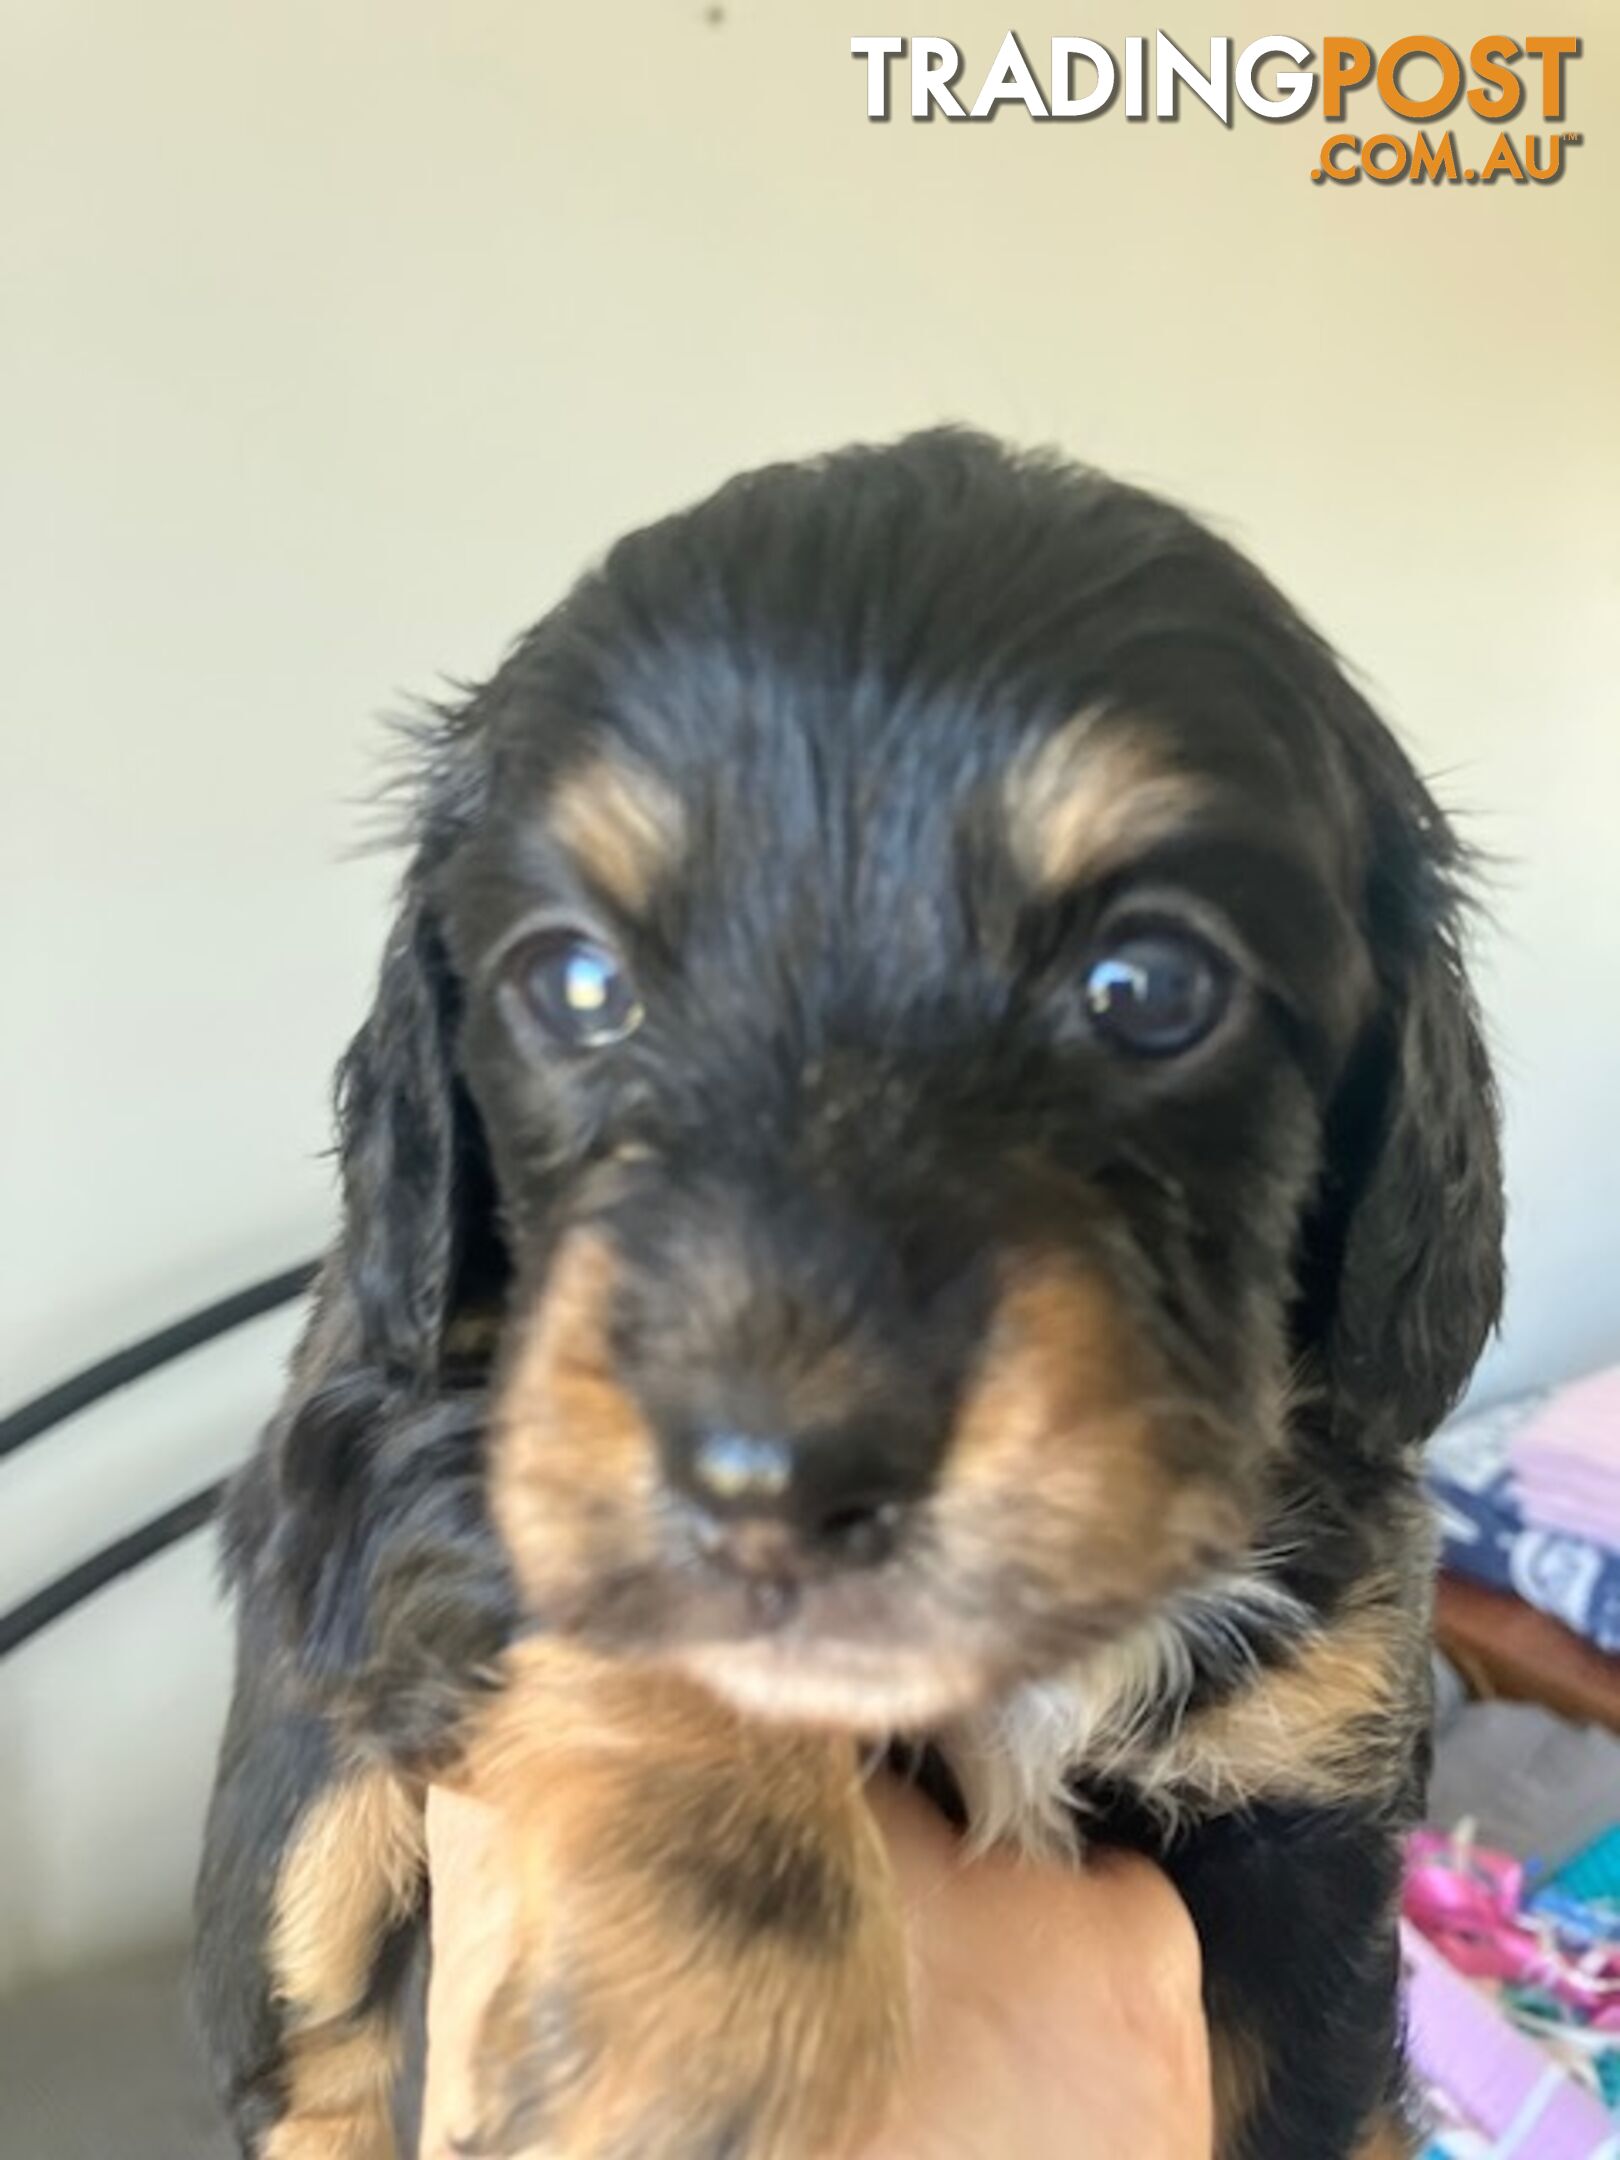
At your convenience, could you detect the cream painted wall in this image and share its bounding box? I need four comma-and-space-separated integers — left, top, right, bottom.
1, 0, 1615, 1981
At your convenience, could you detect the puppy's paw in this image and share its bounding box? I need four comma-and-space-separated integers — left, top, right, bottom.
440, 1653, 908, 2160
462, 1920, 902, 2160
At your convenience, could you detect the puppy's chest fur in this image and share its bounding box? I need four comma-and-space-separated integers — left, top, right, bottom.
934, 1570, 1421, 1860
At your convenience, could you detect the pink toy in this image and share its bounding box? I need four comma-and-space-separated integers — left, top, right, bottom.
1405, 1829, 1620, 2028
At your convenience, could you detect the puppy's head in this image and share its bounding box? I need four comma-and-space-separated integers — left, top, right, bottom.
334, 431, 1502, 1731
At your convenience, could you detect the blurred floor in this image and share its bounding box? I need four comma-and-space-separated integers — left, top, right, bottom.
0, 1939, 427, 2159
0, 1943, 229, 2160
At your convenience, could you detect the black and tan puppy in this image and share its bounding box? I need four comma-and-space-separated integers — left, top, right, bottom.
195, 430, 1503, 2160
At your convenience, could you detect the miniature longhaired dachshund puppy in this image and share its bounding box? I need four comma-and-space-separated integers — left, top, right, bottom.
196, 430, 1503, 2160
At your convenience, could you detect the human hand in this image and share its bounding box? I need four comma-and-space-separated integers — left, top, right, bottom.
852, 1779, 1211, 2159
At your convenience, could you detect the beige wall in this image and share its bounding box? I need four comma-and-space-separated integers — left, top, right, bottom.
1, 0, 1615, 1980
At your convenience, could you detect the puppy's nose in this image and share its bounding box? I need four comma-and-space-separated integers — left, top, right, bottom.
667, 1425, 915, 1569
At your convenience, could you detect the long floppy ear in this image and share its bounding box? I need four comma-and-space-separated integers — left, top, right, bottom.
327, 693, 504, 1390
1304, 770, 1506, 1457
333, 888, 476, 1384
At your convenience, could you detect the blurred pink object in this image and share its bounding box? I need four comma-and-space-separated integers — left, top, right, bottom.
1511, 1367, 1620, 1548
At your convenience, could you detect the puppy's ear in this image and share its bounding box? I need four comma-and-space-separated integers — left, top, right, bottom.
1304, 765, 1505, 1455
316, 688, 508, 1388
334, 890, 476, 1383
261, 882, 512, 1725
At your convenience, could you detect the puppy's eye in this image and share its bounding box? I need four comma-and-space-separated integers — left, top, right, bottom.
503, 928, 643, 1052
1083, 929, 1230, 1057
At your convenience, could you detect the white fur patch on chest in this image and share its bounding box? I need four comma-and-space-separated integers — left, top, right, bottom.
938, 1571, 1314, 1860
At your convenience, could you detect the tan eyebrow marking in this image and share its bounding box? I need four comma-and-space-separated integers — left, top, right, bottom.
549, 755, 688, 915
1002, 709, 1211, 893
